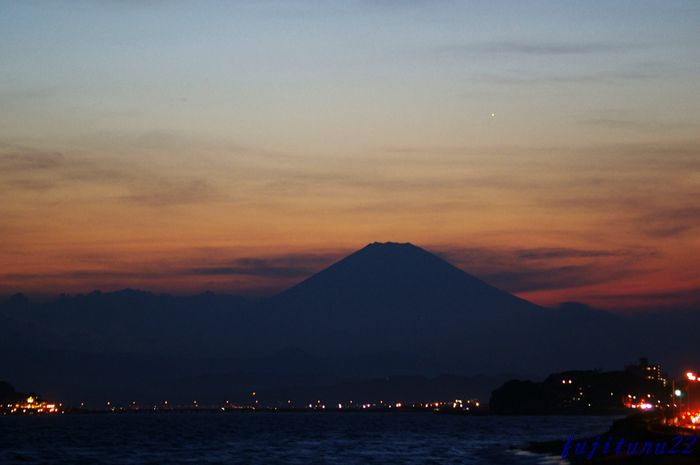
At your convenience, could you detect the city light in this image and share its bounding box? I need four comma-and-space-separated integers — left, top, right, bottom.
687, 372, 697, 381
675, 389, 683, 397
2, 397, 62, 415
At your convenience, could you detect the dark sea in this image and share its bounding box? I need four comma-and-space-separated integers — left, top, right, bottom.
0, 413, 615, 465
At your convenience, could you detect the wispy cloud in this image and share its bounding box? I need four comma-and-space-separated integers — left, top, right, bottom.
0, 145, 130, 190
597, 287, 700, 303
438, 246, 655, 265
577, 118, 691, 132
189, 254, 337, 279
473, 68, 662, 87
478, 264, 647, 293
592, 286, 700, 312
435, 245, 658, 293
0, 141, 225, 207
0, 151, 65, 172
447, 41, 635, 56
0, 251, 343, 294
120, 178, 222, 207
637, 206, 700, 238
512, 248, 634, 260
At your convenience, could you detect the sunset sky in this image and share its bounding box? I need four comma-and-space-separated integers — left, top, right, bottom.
1, 1, 699, 311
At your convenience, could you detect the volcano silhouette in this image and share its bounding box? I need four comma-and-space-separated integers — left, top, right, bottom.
274, 241, 541, 314
262, 242, 559, 369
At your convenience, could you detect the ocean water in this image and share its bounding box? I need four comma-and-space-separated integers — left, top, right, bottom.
0, 413, 615, 465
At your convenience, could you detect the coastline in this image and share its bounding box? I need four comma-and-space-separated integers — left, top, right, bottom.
526, 413, 699, 464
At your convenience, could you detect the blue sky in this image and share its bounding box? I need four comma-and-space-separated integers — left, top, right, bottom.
1, 1, 699, 310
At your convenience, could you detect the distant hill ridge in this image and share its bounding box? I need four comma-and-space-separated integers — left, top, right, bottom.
2, 242, 699, 405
